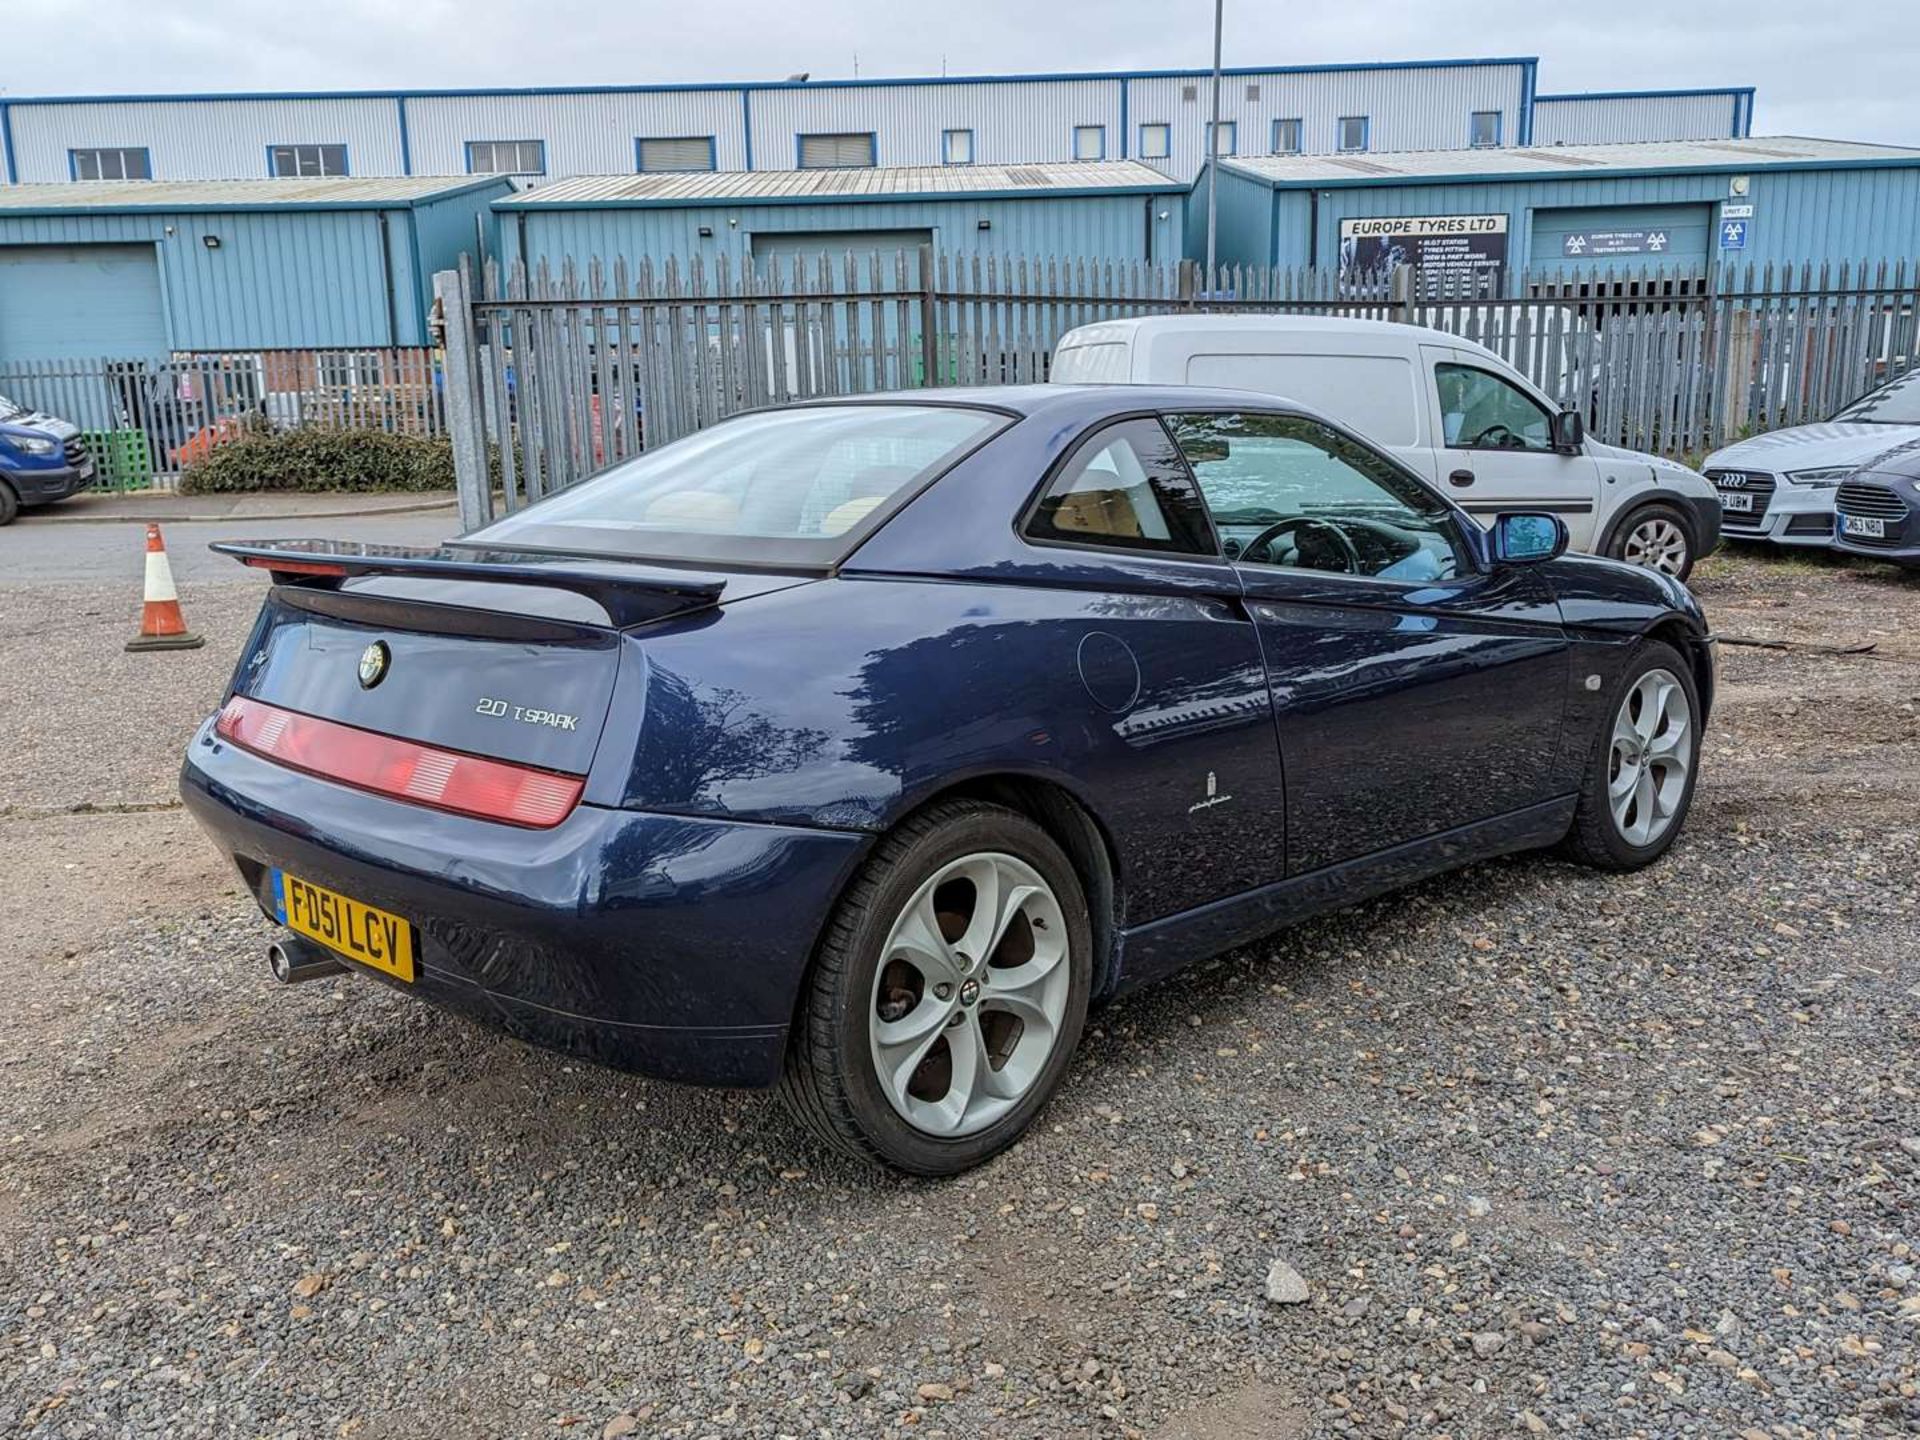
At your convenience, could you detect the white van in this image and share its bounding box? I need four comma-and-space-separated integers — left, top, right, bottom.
1049, 314, 1721, 580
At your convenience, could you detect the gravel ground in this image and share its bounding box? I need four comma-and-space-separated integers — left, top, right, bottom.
2, 547, 1918, 1439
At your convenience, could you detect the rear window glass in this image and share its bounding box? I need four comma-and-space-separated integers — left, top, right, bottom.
460, 404, 1008, 566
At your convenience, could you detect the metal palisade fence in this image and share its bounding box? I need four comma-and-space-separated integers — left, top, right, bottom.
434, 251, 1920, 529
0, 349, 446, 490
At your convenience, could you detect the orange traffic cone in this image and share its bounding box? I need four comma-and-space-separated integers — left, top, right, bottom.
126, 523, 205, 652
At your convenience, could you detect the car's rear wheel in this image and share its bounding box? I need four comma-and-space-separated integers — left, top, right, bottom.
1561, 640, 1700, 871
1608, 503, 1695, 580
779, 799, 1092, 1175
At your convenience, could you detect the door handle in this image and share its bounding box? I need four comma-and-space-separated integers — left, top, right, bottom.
1448, 469, 1476, 487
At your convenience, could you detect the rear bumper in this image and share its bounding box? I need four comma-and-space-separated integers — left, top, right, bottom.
180, 719, 870, 1087
1680, 494, 1723, 558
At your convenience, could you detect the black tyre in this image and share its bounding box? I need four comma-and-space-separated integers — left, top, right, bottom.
1607, 502, 1695, 581
1561, 639, 1701, 871
778, 799, 1093, 1176
0, 480, 18, 527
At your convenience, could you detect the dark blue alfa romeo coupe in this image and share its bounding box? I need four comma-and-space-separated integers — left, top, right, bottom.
183, 385, 1711, 1174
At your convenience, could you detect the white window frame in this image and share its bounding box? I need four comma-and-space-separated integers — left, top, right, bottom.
1337, 116, 1369, 154
70, 146, 152, 181
268, 143, 349, 177
1271, 118, 1303, 155
1470, 111, 1503, 149
941, 128, 975, 166
466, 139, 546, 176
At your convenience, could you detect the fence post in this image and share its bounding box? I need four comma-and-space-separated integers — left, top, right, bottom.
1718, 306, 1755, 445
435, 266, 491, 531
1392, 264, 1417, 326
917, 245, 939, 389
1177, 259, 1197, 309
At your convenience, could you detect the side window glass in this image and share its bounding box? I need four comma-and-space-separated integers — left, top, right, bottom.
1027, 419, 1217, 556
1434, 363, 1555, 451
1167, 411, 1467, 583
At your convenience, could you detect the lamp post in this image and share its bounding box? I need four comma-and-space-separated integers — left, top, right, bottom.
1204, 0, 1224, 281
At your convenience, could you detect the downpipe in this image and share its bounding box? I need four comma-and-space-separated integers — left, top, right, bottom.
268, 934, 346, 984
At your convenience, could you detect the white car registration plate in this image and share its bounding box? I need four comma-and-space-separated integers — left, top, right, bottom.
1718, 492, 1755, 513
1840, 514, 1886, 539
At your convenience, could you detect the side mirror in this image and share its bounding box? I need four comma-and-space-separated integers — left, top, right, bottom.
1492, 512, 1569, 566
1551, 409, 1585, 453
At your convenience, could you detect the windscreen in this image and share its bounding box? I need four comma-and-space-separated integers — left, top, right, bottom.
463, 403, 1009, 566
1831, 370, 1920, 425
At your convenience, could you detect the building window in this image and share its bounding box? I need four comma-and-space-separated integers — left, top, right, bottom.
942, 129, 974, 166
636, 137, 717, 172
269, 144, 348, 177
317, 351, 387, 389
796, 133, 877, 169
1337, 116, 1369, 153
1206, 121, 1236, 157
1072, 125, 1106, 161
69, 147, 152, 181
1470, 111, 1502, 148
1271, 118, 1303, 155
1139, 123, 1172, 160
466, 140, 546, 176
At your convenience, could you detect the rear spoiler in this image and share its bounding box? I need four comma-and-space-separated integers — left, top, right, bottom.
209, 539, 727, 628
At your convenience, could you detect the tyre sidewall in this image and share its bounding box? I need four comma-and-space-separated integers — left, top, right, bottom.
828, 808, 1092, 1176
1587, 641, 1702, 867
1609, 502, 1695, 581
0, 480, 18, 527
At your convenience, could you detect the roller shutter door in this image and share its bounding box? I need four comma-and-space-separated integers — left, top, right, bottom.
750, 228, 934, 269
0, 244, 168, 361
1530, 205, 1712, 275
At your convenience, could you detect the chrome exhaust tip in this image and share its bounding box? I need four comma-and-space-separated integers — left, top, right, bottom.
268, 935, 345, 984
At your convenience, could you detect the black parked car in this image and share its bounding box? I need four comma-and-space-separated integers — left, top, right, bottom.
1833, 439, 1920, 567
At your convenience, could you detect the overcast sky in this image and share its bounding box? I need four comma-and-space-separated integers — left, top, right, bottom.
6, 0, 1917, 146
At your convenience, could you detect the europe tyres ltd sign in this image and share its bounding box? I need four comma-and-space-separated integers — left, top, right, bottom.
1338, 214, 1509, 290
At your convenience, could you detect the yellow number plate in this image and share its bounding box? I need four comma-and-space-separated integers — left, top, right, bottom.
272, 869, 416, 982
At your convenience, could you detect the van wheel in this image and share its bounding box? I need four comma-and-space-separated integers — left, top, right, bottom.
0, 480, 18, 527
1608, 503, 1694, 580
778, 800, 1092, 1176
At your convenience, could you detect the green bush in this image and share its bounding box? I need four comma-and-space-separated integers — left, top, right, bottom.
177, 426, 457, 495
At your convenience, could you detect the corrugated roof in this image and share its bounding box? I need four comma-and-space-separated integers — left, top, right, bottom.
0, 175, 504, 212
498, 161, 1185, 208
1218, 136, 1920, 187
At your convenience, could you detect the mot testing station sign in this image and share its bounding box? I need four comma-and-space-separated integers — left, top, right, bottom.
1560, 228, 1672, 258
1338, 214, 1508, 288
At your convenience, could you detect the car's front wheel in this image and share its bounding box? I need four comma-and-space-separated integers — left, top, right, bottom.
1608, 503, 1695, 580
1561, 639, 1700, 870
779, 799, 1092, 1175
0, 480, 19, 527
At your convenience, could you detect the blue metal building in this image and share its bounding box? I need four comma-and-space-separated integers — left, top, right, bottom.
1195, 136, 1920, 278
0, 58, 1751, 189
0, 175, 509, 359
495, 162, 1189, 274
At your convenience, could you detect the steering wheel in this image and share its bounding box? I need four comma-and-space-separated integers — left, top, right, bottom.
1238, 515, 1364, 574
1468, 422, 1521, 448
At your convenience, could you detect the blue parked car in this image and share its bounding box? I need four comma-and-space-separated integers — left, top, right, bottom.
0, 392, 91, 525
182, 385, 1712, 1174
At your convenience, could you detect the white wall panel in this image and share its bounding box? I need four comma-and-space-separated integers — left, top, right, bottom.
8, 98, 405, 182
1532, 94, 1744, 146
404, 90, 746, 178
746, 80, 1121, 170
1127, 63, 1527, 183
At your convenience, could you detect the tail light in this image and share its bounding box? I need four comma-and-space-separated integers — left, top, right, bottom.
215, 696, 584, 829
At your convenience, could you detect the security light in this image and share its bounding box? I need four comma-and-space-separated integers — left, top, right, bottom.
202, 234, 221, 249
